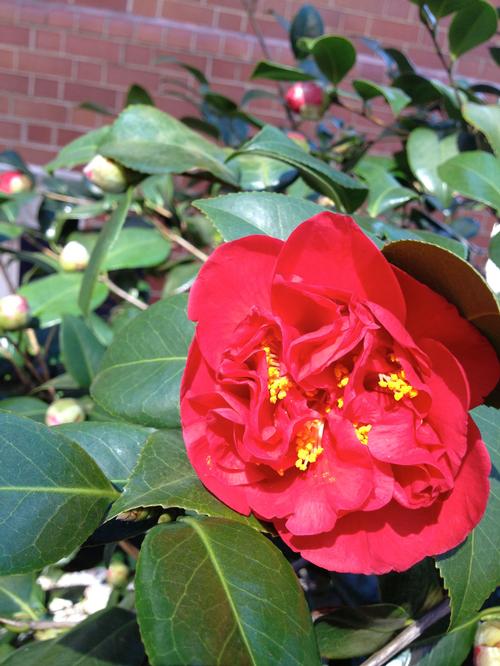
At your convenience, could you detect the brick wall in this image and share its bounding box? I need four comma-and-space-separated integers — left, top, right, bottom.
0, 0, 496, 166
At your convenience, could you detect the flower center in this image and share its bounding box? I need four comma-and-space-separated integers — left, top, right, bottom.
378, 368, 418, 401
295, 419, 324, 471
353, 422, 372, 445
263, 342, 293, 404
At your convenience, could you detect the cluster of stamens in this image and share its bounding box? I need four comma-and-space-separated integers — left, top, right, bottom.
353, 423, 372, 446
295, 419, 324, 471
263, 343, 293, 404
378, 360, 418, 401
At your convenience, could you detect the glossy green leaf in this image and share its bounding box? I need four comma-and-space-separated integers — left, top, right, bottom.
2, 607, 145, 665
355, 161, 417, 216
18, 273, 108, 328
315, 605, 410, 659
60, 315, 105, 389
232, 126, 367, 212
290, 4, 324, 59
79, 188, 132, 315
438, 151, 500, 213
413, 619, 477, 666
0, 397, 47, 422
379, 558, 444, 616
194, 192, 324, 241
410, 0, 470, 17
463, 102, 500, 156
393, 73, 442, 105
412, 230, 468, 260
300, 35, 356, 84
407, 128, 458, 206
99, 105, 238, 186
234, 154, 297, 191
136, 518, 321, 666
126, 83, 154, 106
70, 227, 171, 271
91, 295, 194, 428
449, 0, 497, 58
57, 421, 153, 487
251, 60, 315, 81
353, 80, 410, 115
109, 429, 261, 527
436, 405, 500, 627
490, 46, 500, 65
0, 573, 44, 619
45, 126, 111, 172
0, 413, 118, 574
490, 231, 500, 269
163, 261, 200, 297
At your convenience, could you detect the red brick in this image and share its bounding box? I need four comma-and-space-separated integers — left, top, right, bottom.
0, 96, 9, 115
370, 17, 420, 44
69, 107, 103, 128
384, 0, 412, 21
28, 124, 54, 144
65, 82, 118, 109
76, 60, 103, 82
194, 31, 222, 55
66, 36, 121, 62
57, 128, 84, 145
0, 25, 30, 46
47, 9, 75, 29
125, 44, 153, 66
131, 0, 159, 17
18, 52, 72, 77
78, 13, 105, 35
163, 25, 193, 51
35, 29, 63, 51
17, 5, 46, 25
210, 58, 240, 80
0, 120, 22, 140
343, 12, 369, 36
14, 99, 68, 123
73, 0, 127, 10
135, 22, 164, 45
107, 17, 134, 39
34, 77, 60, 98
23, 146, 57, 164
0, 48, 14, 69
215, 9, 246, 32
222, 35, 252, 60
0, 3, 17, 21
106, 64, 161, 91
161, 1, 214, 26
0, 72, 29, 94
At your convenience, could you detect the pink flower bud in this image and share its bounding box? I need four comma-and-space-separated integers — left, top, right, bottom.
59, 241, 90, 272
0, 171, 32, 195
45, 398, 85, 426
0, 294, 30, 331
285, 82, 327, 120
474, 620, 500, 666
83, 155, 128, 193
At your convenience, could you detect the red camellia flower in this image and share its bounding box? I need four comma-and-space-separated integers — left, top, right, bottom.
285, 82, 327, 120
180, 213, 499, 574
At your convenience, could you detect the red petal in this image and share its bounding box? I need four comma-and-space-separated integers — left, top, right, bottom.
272, 212, 406, 322
394, 266, 499, 407
278, 418, 490, 574
188, 235, 283, 368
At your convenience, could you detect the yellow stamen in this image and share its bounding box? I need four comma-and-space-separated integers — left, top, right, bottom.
263, 342, 292, 404
354, 423, 372, 446
337, 397, 344, 409
378, 370, 418, 401
294, 419, 324, 472
334, 362, 350, 388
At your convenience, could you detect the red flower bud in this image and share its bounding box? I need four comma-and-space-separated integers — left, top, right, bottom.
0, 294, 29, 331
59, 241, 90, 272
285, 82, 327, 120
0, 171, 32, 195
45, 398, 85, 426
83, 155, 128, 193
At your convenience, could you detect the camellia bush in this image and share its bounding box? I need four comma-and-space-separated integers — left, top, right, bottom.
0, 1, 499, 664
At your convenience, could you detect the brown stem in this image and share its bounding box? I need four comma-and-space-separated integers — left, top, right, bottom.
0, 259, 16, 293
422, 16, 463, 112
99, 276, 148, 310
0, 616, 78, 630
10, 334, 44, 384
149, 212, 209, 263
119, 540, 140, 559
44, 191, 92, 206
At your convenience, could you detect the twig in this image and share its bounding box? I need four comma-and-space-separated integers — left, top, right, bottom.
0, 259, 16, 293
44, 192, 92, 206
0, 616, 78, 630
360, 599, 450, 666
149, 212, 209, 263
119, 540, 140, 559
99, 276, 148, 310
10, 334, 44, 384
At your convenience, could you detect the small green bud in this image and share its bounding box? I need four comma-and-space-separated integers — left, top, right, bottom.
83, 155, 128, 193
45, 398, 85, 426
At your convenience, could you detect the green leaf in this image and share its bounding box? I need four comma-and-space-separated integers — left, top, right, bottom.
393, 73, 442, 105
60, 315, 105, 389
136, 518, 321, 666
300, 35, 356, 85
315, 605, 410, 659
79, 188, 132, 316
410, 0, 470, 18
0, 573, 44, 620
353, 80, 410, 115
234, 154, 297, 191
463, 102, 500, 156
0, 413, 118, 574
91, 294, 194, 428
490, 46, 500, 65
195, 192, 324, 241
251, 60, 315, 82
70, 227, 171, 271
109, 429, 261, 527
163, 261, 200, 297
98, 105, 238, 186
290, 4, 324, 59
2, 607, 145, 665
126, 83, 154, 106
449, 0, 497, 59
412, 230, 468, 260
379, 558, 444, 616
407, 128, 458, 206
490, 231, 500, 269
18, 273, 108, 328
0, 397, 47, 422
436, 405, 500, 627
438, 151, 500, 213
354, 161, 417, 216
412, 619, 477, 666
57, 421, 153, 487
45, 126, 111, 172
156, 56, 209, 87
231, 126, 367, 212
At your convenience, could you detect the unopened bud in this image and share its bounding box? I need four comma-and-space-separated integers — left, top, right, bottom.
106, 562, 129, 588
0, 171, 32, 195
285, 82, 328, 121
83, 155, 128, 193
45, 398, 85, 426
59, 241, 90, 272
474, 620, 500, 666
0, 294, 30, 331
